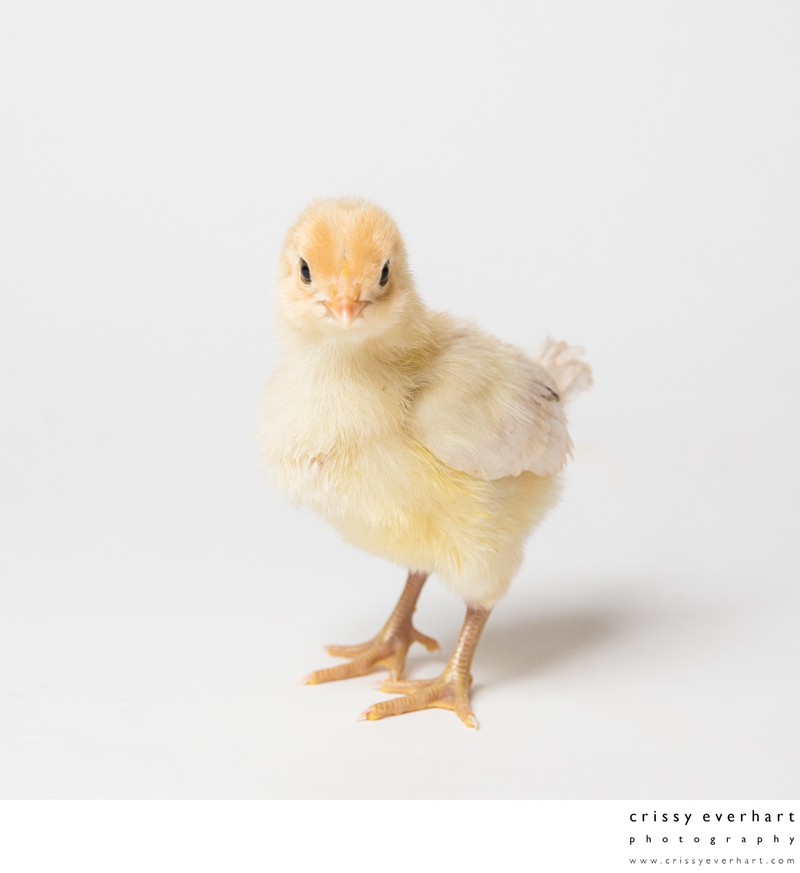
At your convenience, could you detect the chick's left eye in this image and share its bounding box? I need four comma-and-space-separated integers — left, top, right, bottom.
300, 259, 311, 284
379, 261, 390, 287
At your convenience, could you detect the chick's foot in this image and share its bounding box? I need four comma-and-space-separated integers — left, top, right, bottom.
303, 571, 438, 685
363, 669, 477, 728
358, 604, 491, 729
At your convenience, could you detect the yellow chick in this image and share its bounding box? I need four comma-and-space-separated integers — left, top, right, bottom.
260, 198, 592, 728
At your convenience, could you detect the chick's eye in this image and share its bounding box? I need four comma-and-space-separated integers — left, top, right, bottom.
379, 261, 390, 287
299, 259, 311, 284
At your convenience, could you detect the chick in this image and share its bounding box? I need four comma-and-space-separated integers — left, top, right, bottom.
260, 199, 591, 728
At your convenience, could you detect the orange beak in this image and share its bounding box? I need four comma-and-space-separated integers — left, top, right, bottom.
324, 298, 367, 327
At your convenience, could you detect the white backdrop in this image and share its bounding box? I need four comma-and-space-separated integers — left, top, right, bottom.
1, 1, 798, 798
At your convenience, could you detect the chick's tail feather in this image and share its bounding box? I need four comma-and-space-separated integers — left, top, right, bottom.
538, 337, 593, 402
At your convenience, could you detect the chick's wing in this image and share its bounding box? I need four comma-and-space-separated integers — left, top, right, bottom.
411, 321, 571, 480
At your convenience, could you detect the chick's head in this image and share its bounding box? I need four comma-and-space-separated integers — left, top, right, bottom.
275, 199, 418, 343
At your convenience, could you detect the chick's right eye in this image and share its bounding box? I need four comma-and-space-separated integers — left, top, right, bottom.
299, 259, 311, 284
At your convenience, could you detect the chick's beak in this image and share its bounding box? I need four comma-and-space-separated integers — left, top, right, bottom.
324, 298, 367, 327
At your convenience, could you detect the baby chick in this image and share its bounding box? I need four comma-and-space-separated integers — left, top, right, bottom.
260, 199, 591, 728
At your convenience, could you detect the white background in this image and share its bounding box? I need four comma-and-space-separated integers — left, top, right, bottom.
1, 1, 798, 799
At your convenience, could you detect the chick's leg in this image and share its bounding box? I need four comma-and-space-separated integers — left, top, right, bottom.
303, 571, 439, 685
360, 605, 490, 729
